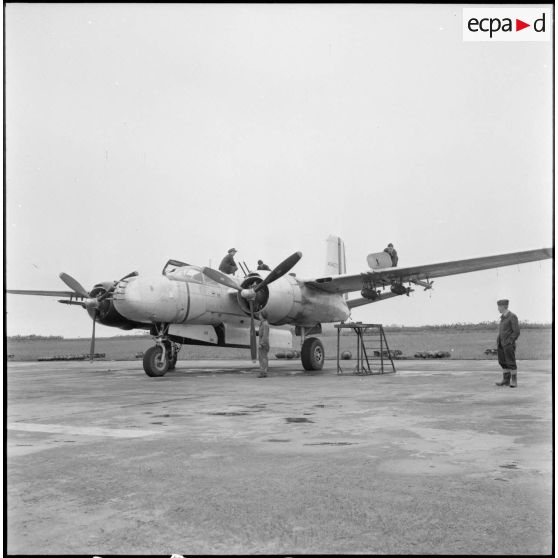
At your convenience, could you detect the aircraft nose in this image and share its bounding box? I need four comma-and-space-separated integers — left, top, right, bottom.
113, 274, 188, 323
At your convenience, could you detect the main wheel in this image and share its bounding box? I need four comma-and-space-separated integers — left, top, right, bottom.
301, 337, 324, 371
143, 345, 169, 377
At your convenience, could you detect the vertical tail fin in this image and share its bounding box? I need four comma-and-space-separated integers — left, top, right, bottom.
323, 236, 348, 329
325, 235, 347, 276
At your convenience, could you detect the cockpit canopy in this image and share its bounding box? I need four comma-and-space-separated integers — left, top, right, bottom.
162, 259, 219, 285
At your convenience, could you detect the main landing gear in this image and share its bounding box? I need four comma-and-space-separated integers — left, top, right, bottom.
142, 325, 325, 376
301, 337, 324, 371
143, 324, 180, 377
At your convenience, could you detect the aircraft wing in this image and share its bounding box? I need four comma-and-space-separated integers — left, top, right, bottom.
304, 247, 553, 296
7, 289, 79, 297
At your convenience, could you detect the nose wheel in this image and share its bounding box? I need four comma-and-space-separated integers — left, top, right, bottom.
143, 346, 169, 377
143, 329, 180, 377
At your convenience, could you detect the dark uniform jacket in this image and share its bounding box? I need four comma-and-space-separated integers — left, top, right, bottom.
497, 311, 520, 346
384, 248, 398, 267
219, 254, 238, 275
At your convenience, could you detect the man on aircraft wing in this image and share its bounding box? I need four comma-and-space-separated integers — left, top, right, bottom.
384, 243, 398, 267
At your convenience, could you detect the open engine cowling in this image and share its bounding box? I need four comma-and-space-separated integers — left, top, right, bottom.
87, 282, 136, 330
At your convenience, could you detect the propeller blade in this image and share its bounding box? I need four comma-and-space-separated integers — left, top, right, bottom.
59, 272, 89, 298
119, 271, 139, 282
89, 310, 97, 362
201, 267, 242, 291
254, 251, 302, 292
249, 300, 257, 362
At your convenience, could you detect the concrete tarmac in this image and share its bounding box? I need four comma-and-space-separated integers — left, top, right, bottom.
7, 359, 553, 555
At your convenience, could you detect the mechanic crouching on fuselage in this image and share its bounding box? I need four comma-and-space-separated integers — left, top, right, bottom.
219, 248, 238, 275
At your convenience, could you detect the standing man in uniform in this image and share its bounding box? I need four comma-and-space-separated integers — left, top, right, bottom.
219, 248, 238, 275
495, 299, 521, 388
383, 243, 399, 267
257, 259, 271, 271
257, 311, 270, 378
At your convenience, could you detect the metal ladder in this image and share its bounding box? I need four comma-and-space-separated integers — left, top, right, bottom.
335, 323, 396, 375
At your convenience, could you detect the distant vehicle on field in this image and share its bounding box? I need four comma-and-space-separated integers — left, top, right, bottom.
484, 348, 498, 355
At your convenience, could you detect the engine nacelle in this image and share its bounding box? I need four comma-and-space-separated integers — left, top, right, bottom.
87, 282, 137, 330
237, 275, 302, 324
238, 274, 349, 326
263, 276, 303, 324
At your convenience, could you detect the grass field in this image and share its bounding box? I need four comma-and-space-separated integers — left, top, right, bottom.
7, 327, 551, 362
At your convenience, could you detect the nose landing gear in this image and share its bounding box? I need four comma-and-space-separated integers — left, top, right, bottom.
143, 324, 180, 377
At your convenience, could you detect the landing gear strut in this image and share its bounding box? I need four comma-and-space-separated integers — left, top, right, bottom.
143, 324, 180, 377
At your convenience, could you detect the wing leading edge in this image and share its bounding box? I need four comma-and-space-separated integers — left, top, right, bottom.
304, 247, 553, 296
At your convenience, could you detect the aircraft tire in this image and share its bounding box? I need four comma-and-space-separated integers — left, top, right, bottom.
143, 345, 169, 377
301, 337, 324, 371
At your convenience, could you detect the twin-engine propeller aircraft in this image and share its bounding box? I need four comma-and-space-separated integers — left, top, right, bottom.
7, 237, 552, 377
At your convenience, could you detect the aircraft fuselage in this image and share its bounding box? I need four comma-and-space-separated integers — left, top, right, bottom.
111, 265, 349, 330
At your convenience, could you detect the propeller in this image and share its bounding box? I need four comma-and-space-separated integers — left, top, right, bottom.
200, 268, 242, 291
58, 271, 138, 362
249, 299, 257, 361
59, 272, 90, 299
202, 251, 302, 361
253, 251, 301, 293
89, 309, 98, 362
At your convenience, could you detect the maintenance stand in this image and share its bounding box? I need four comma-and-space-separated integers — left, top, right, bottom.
335, 322, 396, 375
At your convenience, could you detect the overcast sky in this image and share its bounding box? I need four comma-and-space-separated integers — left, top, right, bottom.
5, 4, 553, 338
